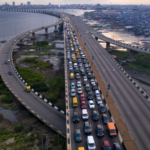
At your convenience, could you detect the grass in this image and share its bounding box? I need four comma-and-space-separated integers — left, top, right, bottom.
17, 67, 49, 92
5, 104, 13, 109
91, 26, 103, 28
23, 52, 34, 55
111, 50, 150, 75
20, 57, 53, 70
36, 52, 55, 56
1, 96, 13, 103
44, 76, 65, 103
30, 41, 55, 50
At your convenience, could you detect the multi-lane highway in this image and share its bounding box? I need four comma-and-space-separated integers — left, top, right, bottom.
70, 15, 150, 150
64, 19, 123, 150
0, 19, 66, 136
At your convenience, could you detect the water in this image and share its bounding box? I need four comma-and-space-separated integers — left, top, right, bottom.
0, 9, 93, 48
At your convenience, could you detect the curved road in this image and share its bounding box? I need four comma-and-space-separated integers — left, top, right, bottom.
70, 16, 150, 150
0, 18, 66, 136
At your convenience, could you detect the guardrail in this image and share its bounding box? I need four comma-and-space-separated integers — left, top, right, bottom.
0, 21, 66, 138
102, 47, 150, 103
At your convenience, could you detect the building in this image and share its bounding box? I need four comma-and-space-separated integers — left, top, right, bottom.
12, 1, 15, 6
27, 1, 31, 6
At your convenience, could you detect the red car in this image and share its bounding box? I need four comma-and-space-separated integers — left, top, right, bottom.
81, 101, 87, 109
80, 94, 85, 101
102, 141, 111, 150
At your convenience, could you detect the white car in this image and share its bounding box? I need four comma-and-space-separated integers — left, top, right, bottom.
77, 81, 81, 87
78, 88, 82, 94
7, 58, 10, 62
96, 97, 102, 104
69, 66, 73, 70
91, 79, 95, 85
95, 90, 100, 98
71, 89, 75, 96
82, 54, 85, 59
74, 63, 77, 68
85, 64, 88, 68
88, 100, 95, 109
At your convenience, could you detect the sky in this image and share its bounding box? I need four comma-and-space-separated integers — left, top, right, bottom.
0, 0, 150, 5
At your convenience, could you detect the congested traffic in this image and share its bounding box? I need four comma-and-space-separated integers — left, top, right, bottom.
64, 17, 122, 150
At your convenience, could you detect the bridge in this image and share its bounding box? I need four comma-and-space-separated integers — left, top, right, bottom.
0, 9, 150, 150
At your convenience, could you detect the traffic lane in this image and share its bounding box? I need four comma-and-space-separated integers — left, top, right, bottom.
82, 33, 150, 149
67, 56, 122, 149
1, 48, 66, 135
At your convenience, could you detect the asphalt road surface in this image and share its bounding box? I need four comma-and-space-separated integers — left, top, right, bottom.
70, 16, 150, 150
0, 19, 66, 136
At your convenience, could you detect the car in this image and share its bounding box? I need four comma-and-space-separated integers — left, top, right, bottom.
76, 73, 80, 79
96, 97, 102, 104
83, 76, 87, 81
81, 101, 87, 109
99, 104, 106, 113
102, 114, 109, 124
75, 129, 82, 142
95, 90, 100, 98
80, 51, 83, 55
96, 125, 104, 137
69, 66, 73, 70
82, 54, 85, 59
8, 70, 13, 75
92, 84, 97, 90
73, 112, 80, 123
74, 68, 79, 73
78, 88, 82, 94
77, 81, 81, 87
71, 83, 75, 89
80, 67, 84, 72
88, 73, 92, 79
91, 79, 95, 85
80, 94, 85, 101
71, 89, 75, 97
79, 63, 82, 67
74, 63, 77, 68
86, 84, 90, 92
83, 59, 86, 64
88, 100, 95, 109
86, 68, 90, 73
77, 59, 81, 63
87, 92, 93, 100
92, 110, 99, 121
85, 63, 88, 68
67, 55, 70, 59
70, 70, 73, 73
69, 62, 72, 67
4, 61, 8, 64
81, 70, 85, 76
102, 141, 111, 150
84, 121, 92, 134
69, 59, 72, 63
112, 143, 121, 150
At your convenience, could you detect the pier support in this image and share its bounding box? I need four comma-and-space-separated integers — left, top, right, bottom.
106, 42, 111, 51
17, 39, 24, 45
58, 23, 63, 32
95, 36, 98, 41
32, 32, 35, 39
45, 28, 48, 34
54, 25, 58, 33
127, 49, 136, 62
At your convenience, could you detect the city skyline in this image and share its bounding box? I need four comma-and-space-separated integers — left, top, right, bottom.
0, 0, 150, 5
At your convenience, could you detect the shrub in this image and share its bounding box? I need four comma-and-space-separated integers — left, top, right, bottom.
3, 91, 10, 96
1, 97, 13, 103
14, 125, 24, 132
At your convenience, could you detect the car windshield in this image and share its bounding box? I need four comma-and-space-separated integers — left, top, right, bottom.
110, 129, 116, 133
85, 126, 90, 129
105, 147, 111, 150
82, 103, 86, 106
71, 91, 75, 94
88, 94, 92, 96
98, 129, 103, 132
101, 106, 105, 110
74, 115, 78, 119
81, 96, 84, 98
76, 133, 81, 137
90, 102, 93, 105
89, 143, 94, 147
94, 114, 98, 117
83, 114, 87, 116
104, 116, 108, 120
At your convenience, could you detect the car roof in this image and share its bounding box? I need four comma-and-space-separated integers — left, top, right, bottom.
97, 125, 102, 129
75, 129, 80, 133
102, 114, 107, 117
85, 121, 89, 125
74, 112, 78, 115
80, 94, 84, 96
103, 141, 110, 147
93, 110, 98, 114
